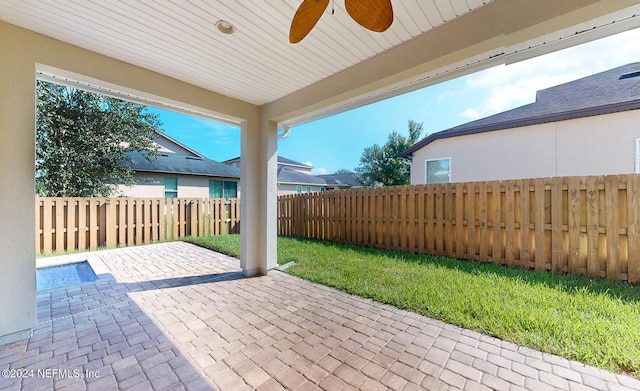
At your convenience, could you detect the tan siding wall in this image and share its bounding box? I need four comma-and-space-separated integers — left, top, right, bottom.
154, 134, 198, 156
278, 184, 325, 196
410, 110, 640, 184
115, 173, 164, 198
116, 173, 239, 198
555, 113, 639, 176
177, 176, 212, 198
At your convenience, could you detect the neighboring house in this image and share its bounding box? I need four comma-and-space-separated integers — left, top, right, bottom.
402, 63, 640, 184
223, 156, 358, 195
316, 172, 362, 189
116, 131, 240, 199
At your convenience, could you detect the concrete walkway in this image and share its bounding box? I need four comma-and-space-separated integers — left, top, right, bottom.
0, 242, 638, 391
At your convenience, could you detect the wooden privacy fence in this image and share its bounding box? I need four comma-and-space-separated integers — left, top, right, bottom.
278, 174, 640, 283
36, 197, 240, 254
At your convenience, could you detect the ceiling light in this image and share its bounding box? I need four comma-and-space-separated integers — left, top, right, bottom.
216, 20, 236, 35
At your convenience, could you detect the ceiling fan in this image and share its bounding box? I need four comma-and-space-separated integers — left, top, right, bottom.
289, 0, 393, 43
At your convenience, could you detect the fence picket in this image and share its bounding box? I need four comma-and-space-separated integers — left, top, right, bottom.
151, 199, 160, 241
520, 179, 531, 268
628, 175, 640, 283
373, 188, 381, 247
88, 199, 98, 250
534, 179, 546, 271
78, 198, 87, 251
491, 182, 502, 264
435, 186, 444, 256
66, 198, 76, 251
444, 184, 454, 257
466, 183, 477, 261
505, 181, 515, 267
41, 198, 52, 254
126, 198, 135, 245
585, 176, 600, 278
567, 177, 582, 276
454, 184, 464, 258
550, 178, 563, 273
478, 182, 489, 262
55, 198, 65, 252
416, 186, 425, 254
407, 187, 416, 254
605, 176, 620, 280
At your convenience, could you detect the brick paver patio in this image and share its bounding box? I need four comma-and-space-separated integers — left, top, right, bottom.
1, 242, 638, 390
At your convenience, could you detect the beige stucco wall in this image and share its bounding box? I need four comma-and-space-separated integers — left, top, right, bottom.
154, 135, 197, 156
278, 184, 326, 196
0, 20, 267, 342
115, 173, 240, 199
0, 24, 37, 344
410, 110, 640, 184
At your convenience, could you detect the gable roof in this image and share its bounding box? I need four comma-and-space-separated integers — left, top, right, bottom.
278, 156, 312, 169
125, 152, 240, 179
154, 130, 205, 158
224, 156, 312, 169
277, 166, 326, 186
402, 62, 640, 157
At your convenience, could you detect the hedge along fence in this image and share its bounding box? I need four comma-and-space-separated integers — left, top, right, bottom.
277, 174, 640, 283
36, 197, 240, 254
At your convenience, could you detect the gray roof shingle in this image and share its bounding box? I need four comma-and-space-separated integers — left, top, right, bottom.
223, 156, 311, 168
277, 166, 326, 185
125, 152, 240, 178
316, 172, 360, 187
403, 62, 640, 157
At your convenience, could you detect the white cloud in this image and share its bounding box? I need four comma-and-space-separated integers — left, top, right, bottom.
461, 108, 481, 120
303, 160, 313, 167
312, 167, 330, 175
459, 28, 640, 120
437, 90, 457, 101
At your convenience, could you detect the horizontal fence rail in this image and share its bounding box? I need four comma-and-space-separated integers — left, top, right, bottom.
36, 197, 240, 254
277, 174, 640, 283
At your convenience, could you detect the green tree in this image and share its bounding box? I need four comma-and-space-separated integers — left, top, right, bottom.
354, 120, 423, 187
36, 81, 160, 197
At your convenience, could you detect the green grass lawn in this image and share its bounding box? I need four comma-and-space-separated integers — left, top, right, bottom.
183, 234, 640, 377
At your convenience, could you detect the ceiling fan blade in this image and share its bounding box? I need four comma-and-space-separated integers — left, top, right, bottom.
289, 0, 329, 43
345, 0, 393, 32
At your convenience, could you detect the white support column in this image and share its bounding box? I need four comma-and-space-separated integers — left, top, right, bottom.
0, 41, 37, 343
239, 117, 278, 276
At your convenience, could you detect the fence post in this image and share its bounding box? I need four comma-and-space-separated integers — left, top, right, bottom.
190, 199, 198, 237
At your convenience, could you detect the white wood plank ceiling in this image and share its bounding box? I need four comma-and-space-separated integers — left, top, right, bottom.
0, 0, 493, 105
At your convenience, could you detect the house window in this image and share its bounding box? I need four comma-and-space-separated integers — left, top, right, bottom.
320, 187, 326, 192
306, 186, 312, 193
164, 177, 178, 199
209, 180, 238, 199
426, 158, 451, 184
296, 185, 302, 194
636, 138, 640, 174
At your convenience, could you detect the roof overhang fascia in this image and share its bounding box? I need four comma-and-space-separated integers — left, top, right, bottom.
401, 99, 640, 157
263, 0, 640, 129
131, 169, 240, 180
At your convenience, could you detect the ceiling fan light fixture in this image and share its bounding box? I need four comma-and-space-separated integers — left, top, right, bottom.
216, 20, 236, 35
